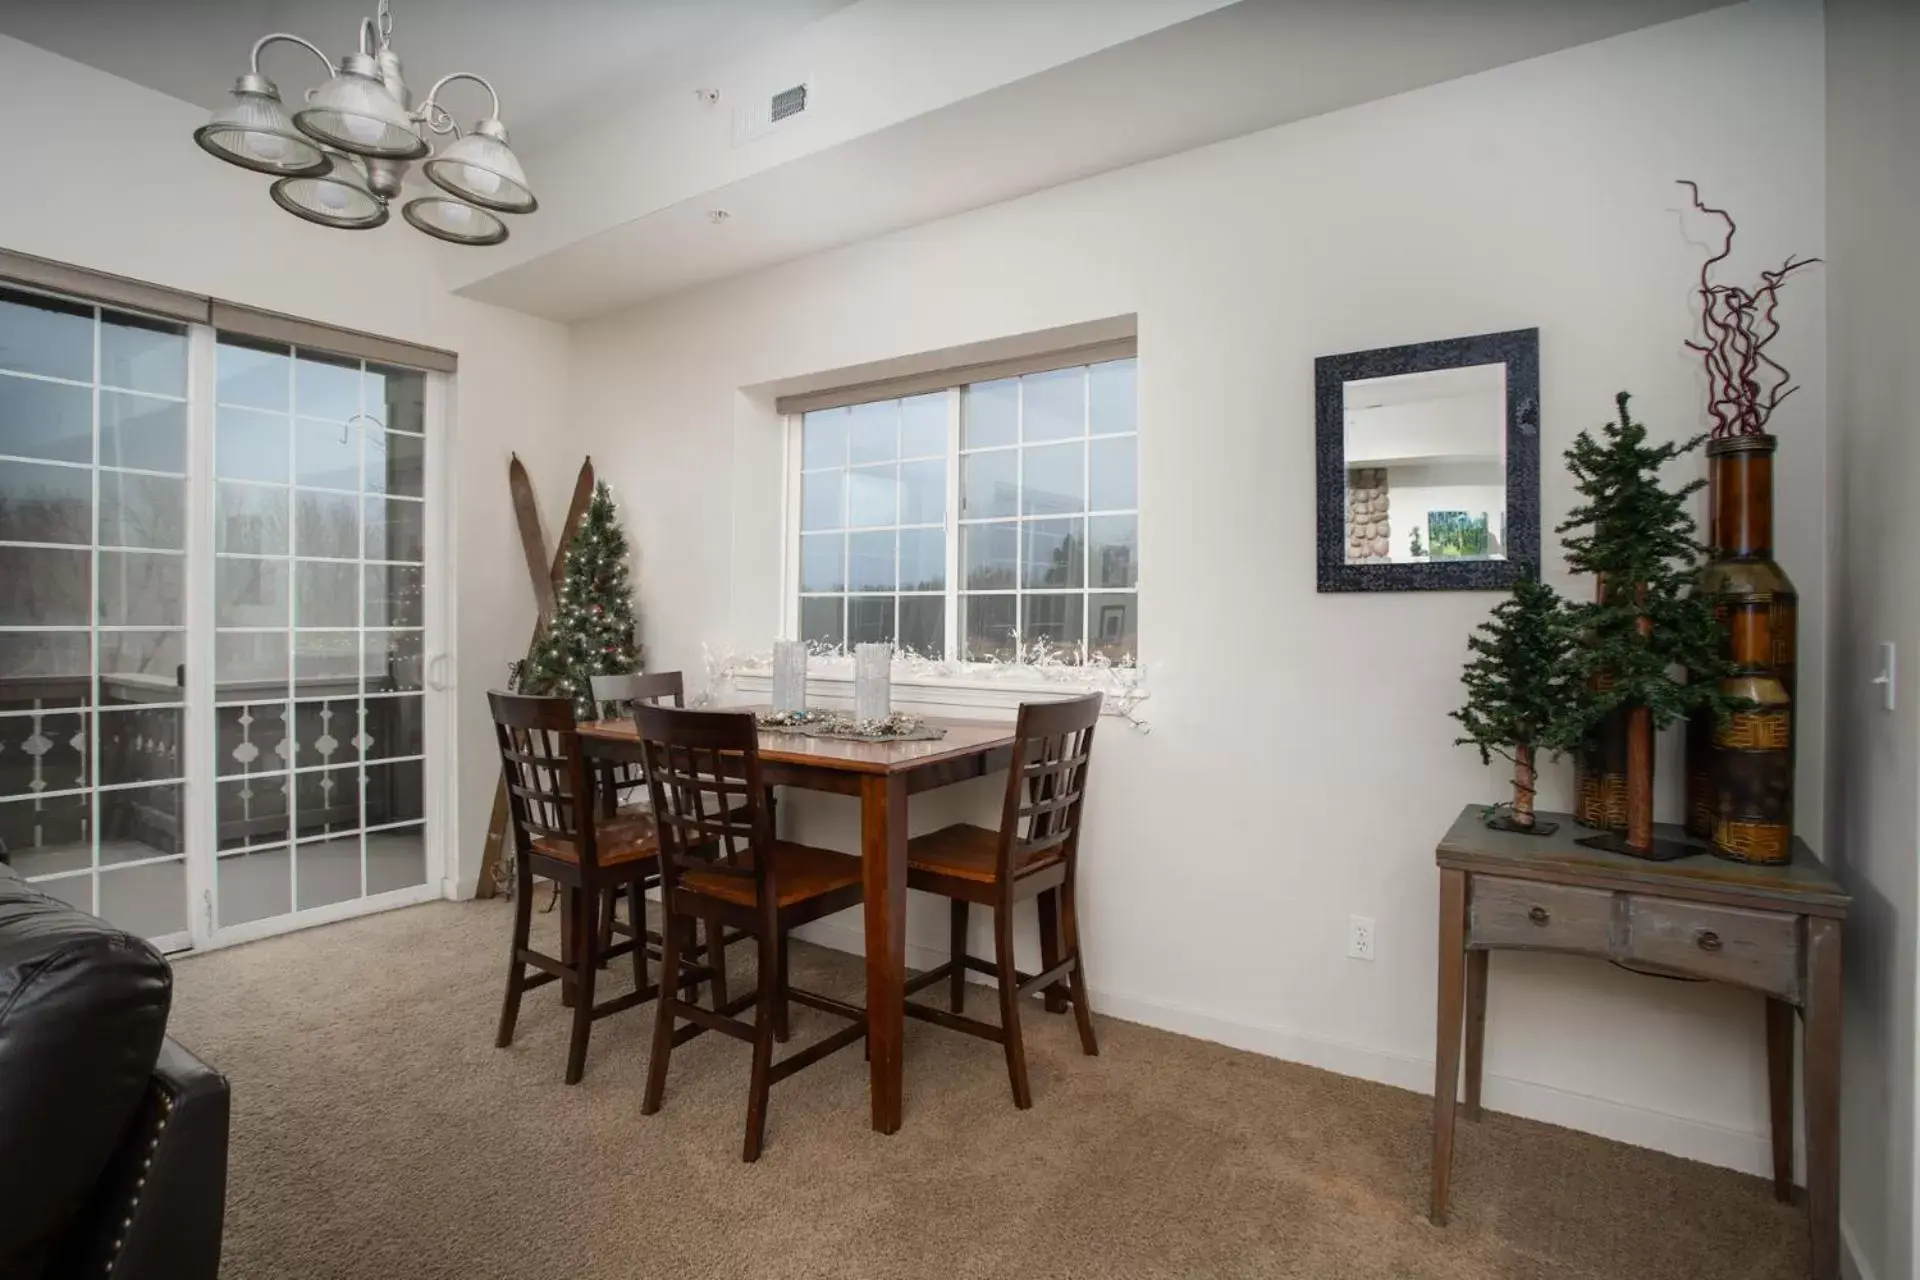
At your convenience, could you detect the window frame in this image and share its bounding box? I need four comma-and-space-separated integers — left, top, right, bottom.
779, 343, 1138, 688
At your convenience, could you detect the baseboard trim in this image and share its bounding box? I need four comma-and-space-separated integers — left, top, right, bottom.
1840, 1214, 1877, 1280
794, 917, 1774, 1177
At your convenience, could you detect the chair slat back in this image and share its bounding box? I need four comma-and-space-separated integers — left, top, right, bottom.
995, 693, 1103, 885
590, 670, 685, 714
489, 691, 603, 870
590, 671, 686, 804
634, 706, 775, 913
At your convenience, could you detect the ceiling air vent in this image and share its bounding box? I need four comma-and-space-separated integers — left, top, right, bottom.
770, 84, 807, 123
734, 78, 811, 146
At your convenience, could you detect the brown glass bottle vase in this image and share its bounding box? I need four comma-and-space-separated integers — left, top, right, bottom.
1686, 434, 1797, 864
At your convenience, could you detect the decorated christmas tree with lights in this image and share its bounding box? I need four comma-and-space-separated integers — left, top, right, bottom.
516, 481, 639, 719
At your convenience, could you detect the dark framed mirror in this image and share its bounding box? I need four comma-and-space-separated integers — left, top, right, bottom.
1315, 328, 1540, 593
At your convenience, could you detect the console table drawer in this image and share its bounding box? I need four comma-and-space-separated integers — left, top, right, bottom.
1625, 898, 1800, 999
1469, 878, 1611, 955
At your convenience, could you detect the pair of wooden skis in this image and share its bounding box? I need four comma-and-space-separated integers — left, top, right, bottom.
474, 453, 595, 899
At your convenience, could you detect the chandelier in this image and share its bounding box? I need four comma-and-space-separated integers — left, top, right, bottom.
192, 0, 536, 246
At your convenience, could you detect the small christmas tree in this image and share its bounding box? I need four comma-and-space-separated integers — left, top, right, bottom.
1451, 574, 1579, 833
1557, 392, 1738, 855
516, 482, 639, 719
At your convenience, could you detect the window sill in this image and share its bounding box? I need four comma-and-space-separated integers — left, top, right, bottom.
714, 653, 1146, 724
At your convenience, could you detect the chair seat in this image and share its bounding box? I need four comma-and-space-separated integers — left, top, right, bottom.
682, 841, 862, 909
531, 813, 658, 867
908, 823, 1066, 884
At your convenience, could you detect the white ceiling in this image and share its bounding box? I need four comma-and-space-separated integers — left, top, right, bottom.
0, 0, 851, 146
459, 0, 1728, 320
3, 0, 1730, 322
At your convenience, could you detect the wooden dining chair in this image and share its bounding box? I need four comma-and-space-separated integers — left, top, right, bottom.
589, 670, 688, 817
590, 669, 775, 822
588, 670, 745, 1004
633, 705, 867, 1162
489, 691, 698, 1084
901, 693, 1103, 1108
587, 671, 684, 937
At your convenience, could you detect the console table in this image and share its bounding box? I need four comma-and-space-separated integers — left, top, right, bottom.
1430, 805, 1849, 1279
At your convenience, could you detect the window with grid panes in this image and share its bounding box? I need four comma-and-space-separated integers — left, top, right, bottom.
793, 355, 1136, 663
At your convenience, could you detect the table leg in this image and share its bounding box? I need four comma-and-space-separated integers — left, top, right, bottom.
1463, 948, 1489, 1122
560, 885, 579, 1009
1803, 917, 1842, 1280
1765, 995, 1795, 1204
861, 773, 909, 1134
1431, 867, 1468, 1226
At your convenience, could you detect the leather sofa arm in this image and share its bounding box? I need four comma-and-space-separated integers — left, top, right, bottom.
50, 1038, 230, 1280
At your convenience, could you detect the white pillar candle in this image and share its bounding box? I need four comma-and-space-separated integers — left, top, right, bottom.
854, 642, 893, 722
772, 640, 808, 714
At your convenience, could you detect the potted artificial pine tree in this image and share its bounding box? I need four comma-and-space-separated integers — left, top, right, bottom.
1558, 393, 1738, 858
516, 482, 640, 719
1451, 574, 1580, 834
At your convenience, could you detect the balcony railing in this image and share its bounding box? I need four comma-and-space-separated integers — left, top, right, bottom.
0, 665, 420, 864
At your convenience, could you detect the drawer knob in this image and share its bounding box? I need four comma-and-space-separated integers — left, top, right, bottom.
1527, 905, 1551, 926
1696, 930, 1723, 953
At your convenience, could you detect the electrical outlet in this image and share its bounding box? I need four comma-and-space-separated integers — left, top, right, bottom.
1348, 915, 1376, 961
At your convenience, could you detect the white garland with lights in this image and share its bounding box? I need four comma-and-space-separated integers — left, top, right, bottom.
702, 639, 1150, 731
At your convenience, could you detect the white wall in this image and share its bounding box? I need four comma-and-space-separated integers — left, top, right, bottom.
1824, 2, 1920, 1278
569, 1, 1829, 1175
0, 36, 574, 899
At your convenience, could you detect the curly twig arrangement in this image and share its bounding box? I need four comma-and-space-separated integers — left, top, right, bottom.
1679, 180, 1820, 439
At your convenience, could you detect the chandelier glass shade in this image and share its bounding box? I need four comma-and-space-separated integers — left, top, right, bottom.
293, 57, 430, 160
403, 196, 508, 246
271, 153, 389, 230
193, 77, 331, 177
191, 3, 535, 246
421, 122, 536, 213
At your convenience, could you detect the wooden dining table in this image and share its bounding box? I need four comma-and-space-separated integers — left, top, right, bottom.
575, 711, 1016, 1134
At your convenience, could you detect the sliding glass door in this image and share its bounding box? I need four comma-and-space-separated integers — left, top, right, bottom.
0, 282, 446, 951
210, 335, 434, 937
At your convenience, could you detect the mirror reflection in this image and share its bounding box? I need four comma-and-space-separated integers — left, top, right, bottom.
1341, 363, 1507, 566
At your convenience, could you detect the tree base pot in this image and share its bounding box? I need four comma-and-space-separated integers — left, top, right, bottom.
1483, 809, 1559, 837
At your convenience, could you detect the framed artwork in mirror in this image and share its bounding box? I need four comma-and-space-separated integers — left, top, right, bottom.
1314, 328, 1540, 593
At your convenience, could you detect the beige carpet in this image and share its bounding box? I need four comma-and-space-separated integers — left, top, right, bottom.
168, 899, 1807, 1280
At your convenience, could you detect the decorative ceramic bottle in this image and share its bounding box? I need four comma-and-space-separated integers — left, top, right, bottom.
1687, 434, 1797, 864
